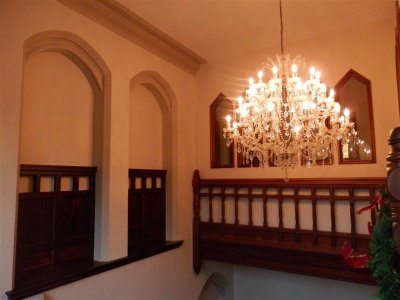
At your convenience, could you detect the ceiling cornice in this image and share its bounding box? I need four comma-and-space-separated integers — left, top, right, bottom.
58, 0, 207, 74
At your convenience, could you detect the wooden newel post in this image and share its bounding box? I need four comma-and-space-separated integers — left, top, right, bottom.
387, 127, 400, 262
192, 169, 202, 274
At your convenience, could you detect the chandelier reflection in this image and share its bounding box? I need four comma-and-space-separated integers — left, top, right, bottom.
342, 130, 372, 161
223, 54, 354, 173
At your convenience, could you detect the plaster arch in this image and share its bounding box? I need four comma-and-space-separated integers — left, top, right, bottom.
198, 272, 229, 300
130, 71, 176, 239
21, 30, 112, 260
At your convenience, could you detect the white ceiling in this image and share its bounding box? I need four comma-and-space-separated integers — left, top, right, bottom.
118, 0, 394, 63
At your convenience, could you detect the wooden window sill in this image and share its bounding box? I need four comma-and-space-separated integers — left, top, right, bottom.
6, 241, 183, 300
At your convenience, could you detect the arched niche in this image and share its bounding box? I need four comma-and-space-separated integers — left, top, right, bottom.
335, 69, 376, 164
21, 31, 112, 261
210, 93, 235, 168
20, 51, 93, 165
130, 71, 175, 240
198, 272, 229, 300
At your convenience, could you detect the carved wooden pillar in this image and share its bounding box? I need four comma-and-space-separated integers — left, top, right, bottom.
192, 169, 202, 274
387, 127, 400, 261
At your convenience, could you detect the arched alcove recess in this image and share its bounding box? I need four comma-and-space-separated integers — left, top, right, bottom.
198, 272, 229, 300
130, 71, 176, 240
22, 31, 111, 261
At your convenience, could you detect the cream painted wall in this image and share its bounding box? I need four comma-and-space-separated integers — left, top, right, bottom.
129, 85, 163, 169
196, 13, 397, 300
20, 51, 93, 166
0, 0, 232, 299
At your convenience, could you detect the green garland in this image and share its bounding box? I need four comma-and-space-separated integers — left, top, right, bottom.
369, 190, 400, 300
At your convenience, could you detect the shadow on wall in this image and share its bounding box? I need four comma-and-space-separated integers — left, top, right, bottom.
198, 273, 229, 300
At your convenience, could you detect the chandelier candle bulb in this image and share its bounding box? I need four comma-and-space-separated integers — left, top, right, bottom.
258, 70, 264, 81
272, 66, 279, 77
226, 115, 232, 129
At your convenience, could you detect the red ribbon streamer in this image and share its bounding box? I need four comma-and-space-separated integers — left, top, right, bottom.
356, 194, 383, 215
341, 241, 370, 269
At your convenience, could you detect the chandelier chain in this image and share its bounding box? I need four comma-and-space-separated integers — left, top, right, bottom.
280, 0, 284, 55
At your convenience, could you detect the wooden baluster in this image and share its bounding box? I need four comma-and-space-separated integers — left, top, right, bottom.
294, 188, 300, 243
278, 188, 283, 241
73, 175, 79, 192
263, 187, 268, 234
234, 187, 239, 226
34, 175, 40, 193
330, 188, 336, 247
370, 188, 376, 226
249, 187, 253, 227
54, 174, 60, 193
312, 188, 317, 245
387, 127, 400, 266
192, 170, 201, 274
349, 188, 357, 249
221, 186, 226, 227
208, 186, 213, 225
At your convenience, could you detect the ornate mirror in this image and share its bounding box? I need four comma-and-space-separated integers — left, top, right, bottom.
210, 93, 234, 168
335, 69, 376, 164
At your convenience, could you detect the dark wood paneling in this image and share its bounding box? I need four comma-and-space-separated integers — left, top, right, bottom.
128, 169, 166, 254
15, 165, 96, 286
192, 170, 385, 283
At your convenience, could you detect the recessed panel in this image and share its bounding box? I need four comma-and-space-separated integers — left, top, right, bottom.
19, 176, 33, 193
238, 197, 249, 225
266, 198, 279, 227
224, 197, 235, 224
335, 201, 351, 233
212, 197, 222, 223
282, 199, 295, 229
40, 176, 54, 192
200, 196, 209, 222
316, 200, 331, 231
252, 197, 263, 226
78, 176, 90, 191
299, 199, 313, 230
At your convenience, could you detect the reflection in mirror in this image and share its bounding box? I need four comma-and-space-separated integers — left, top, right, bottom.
210, 93, 234, 168
335, 69, 376, 164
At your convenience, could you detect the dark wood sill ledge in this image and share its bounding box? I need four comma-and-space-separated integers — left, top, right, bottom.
6, 241, 183, 300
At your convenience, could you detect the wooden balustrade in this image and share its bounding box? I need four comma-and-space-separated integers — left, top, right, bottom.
193, 172, 386, 284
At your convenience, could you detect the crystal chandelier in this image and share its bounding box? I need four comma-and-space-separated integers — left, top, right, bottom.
223, 0, 354, 176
